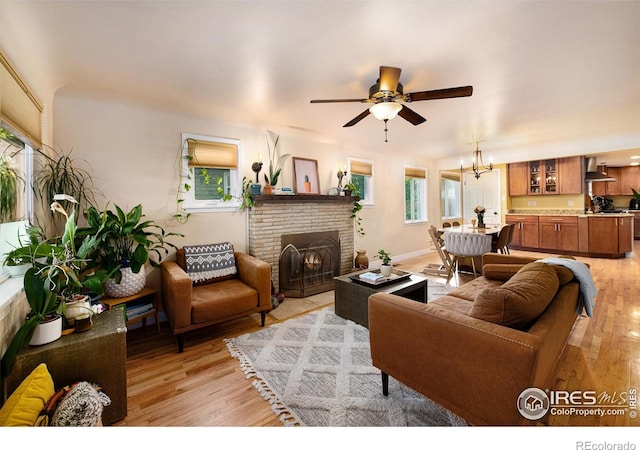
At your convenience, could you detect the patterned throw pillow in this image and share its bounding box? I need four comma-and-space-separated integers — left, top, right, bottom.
183, 242, 238, 285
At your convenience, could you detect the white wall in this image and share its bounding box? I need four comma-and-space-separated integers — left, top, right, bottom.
52, 90, 435, 290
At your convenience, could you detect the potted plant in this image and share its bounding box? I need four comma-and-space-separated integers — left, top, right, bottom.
0, 196, 112, 377
81, 203, 182, 298
32, 146, 99, 237
0, 147, 23, 223
262, 130, 290, 194
343, 182, 358, 197
3, 247, 31, 277
376, 249, 392, 277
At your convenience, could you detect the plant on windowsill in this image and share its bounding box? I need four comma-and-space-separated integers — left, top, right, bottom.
0, 145, 23, 223
344, 182, 365, 237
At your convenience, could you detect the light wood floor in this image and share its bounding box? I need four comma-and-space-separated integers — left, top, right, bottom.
117, 242, 640, 427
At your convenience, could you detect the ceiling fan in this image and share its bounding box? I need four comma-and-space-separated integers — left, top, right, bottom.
310, 66, 473, 141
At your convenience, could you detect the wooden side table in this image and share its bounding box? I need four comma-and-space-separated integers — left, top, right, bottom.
101, 287, 160, 333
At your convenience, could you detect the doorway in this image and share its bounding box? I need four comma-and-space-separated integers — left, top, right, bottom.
462, 169, 501, 225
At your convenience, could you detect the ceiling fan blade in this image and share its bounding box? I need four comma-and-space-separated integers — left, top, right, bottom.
343, 109, 371, 127
379, 66, 401, 92
398, 105, 427, 126
310, 98, 368, 103
407, 85, 473, 102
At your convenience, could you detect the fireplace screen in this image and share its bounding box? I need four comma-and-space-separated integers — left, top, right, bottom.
279, 231, 340, 297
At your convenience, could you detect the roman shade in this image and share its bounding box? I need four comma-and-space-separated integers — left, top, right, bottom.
350, 160, 372, 176
405, 167, 426, 178
186, 138, 238, 169
0, 52, 42, 148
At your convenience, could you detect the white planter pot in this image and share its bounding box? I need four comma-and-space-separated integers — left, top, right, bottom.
104, 267, 146, 298
6, 264, 30, 277
29, 315, 62, 346
64, 296, 92, 322
380, 264, 393, 277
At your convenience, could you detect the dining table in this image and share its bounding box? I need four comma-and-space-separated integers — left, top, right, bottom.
436, 223, 506, 276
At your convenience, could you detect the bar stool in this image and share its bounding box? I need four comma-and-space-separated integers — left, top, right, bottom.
443, 232, 492, 285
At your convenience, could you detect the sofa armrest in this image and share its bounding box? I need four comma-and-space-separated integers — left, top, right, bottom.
160, 261, 193, 332
235, 252, 272, 309
368, 292, 543, 425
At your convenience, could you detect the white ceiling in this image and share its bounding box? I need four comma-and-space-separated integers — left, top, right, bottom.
1, 1, 639, 166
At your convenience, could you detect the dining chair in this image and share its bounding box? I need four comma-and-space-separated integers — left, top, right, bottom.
425, 225, 452, 277
443, 232, 492, 284
491, 224, 512, 254
505, 223, 516, 254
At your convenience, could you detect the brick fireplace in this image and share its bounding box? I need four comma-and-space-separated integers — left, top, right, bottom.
248, 195, 355, 296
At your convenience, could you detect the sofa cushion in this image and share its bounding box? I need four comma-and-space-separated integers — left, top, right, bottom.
0, 363, 55, 426
484, 262, 574, 286
191, 279, 259, 323
469, 262, 560, 330
179, 242, 238, 285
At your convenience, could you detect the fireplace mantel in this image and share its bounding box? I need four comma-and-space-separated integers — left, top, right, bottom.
252, 194, 358, 204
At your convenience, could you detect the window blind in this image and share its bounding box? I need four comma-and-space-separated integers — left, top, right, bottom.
350, 160, 372, 176
186, 138, 238, 169
405, 167, 426, 178
0, 52, 42, 148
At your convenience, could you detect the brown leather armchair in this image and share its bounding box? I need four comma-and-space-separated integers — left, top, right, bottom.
161, 248, 272, 352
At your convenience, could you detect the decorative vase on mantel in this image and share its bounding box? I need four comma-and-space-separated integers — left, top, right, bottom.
354, 250, 369, 270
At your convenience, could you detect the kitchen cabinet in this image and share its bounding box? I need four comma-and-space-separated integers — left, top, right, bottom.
620, 166, 640, 196
588, 215, 632, 256
557, 156, 584, 194
591, 167, 622, 196
508, 156, 583, 196
505, 215, 539, 249
528, 159, 558, 195
507, 162, 529, 196
538, 216, 579, 252
633, 211, 640, 240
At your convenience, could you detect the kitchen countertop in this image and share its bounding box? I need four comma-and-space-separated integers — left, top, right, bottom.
507, 210, 637, 217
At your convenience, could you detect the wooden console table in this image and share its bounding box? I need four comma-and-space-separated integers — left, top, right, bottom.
2, 310, 127, 425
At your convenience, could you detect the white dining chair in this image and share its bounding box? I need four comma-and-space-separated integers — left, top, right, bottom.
443, 232, 492, 284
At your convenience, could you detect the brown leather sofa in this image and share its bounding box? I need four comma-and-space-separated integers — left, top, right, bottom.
161, 248, 271, 352
369, 253, 585, 425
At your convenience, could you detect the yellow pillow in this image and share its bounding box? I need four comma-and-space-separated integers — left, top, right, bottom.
0, 363, 55, 426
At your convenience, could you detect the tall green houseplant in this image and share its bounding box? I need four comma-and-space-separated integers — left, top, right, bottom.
0, 146, 23, 223
263, 130, 290, 187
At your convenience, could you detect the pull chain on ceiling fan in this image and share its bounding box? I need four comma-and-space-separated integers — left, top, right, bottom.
310, 66, 473, 142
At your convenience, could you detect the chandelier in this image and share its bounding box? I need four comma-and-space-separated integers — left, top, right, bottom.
461, 141, 493, 179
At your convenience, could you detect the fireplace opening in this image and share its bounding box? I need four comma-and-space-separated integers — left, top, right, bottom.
279, 231, 340, 297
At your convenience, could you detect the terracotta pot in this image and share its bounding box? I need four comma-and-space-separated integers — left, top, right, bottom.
263, 185, 273, 195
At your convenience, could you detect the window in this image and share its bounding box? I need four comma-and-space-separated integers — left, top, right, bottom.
348, 158, 374, 205
441, 173, 461, 219
404, 166, 427, 223
180, 133, 241, 212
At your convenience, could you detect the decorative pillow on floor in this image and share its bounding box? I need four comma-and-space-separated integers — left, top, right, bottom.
469, 262, 559, 330
182, 242, 238, 285
0, 363, 55, 426
51, 382, 111, 427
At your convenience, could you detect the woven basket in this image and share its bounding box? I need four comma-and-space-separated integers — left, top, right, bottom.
104, 267, 146, 298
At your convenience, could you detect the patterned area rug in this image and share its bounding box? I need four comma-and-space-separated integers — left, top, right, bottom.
225, 304, 466, 427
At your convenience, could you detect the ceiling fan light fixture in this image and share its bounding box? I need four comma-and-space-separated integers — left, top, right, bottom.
369, 102, 402, 121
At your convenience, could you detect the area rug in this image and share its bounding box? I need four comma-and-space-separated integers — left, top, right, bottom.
225, 305, 466, 427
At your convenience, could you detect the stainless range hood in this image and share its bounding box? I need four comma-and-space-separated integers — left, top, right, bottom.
585, 157, 617, 182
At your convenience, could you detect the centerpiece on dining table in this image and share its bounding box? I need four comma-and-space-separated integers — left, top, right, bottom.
474, 205, 486, 228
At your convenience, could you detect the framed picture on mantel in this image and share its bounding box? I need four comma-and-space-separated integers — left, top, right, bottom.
292, 157, 320, 194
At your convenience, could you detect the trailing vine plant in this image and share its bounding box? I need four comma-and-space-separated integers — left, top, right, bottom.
349, 183, 365, 237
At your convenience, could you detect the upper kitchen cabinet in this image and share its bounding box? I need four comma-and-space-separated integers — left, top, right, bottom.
620, 166, 640, 196
508, 156, 583, 196
591, 167, 622, 195
507, 161, 529, 196
557, 156, 584, 194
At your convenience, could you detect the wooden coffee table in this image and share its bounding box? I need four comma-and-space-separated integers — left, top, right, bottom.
333, 269, 428, 328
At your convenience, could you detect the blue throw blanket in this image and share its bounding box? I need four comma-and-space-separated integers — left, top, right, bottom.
538, 257, 597, 317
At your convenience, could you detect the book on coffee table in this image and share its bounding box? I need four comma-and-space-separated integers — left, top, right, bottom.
359, 272, 385, 282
